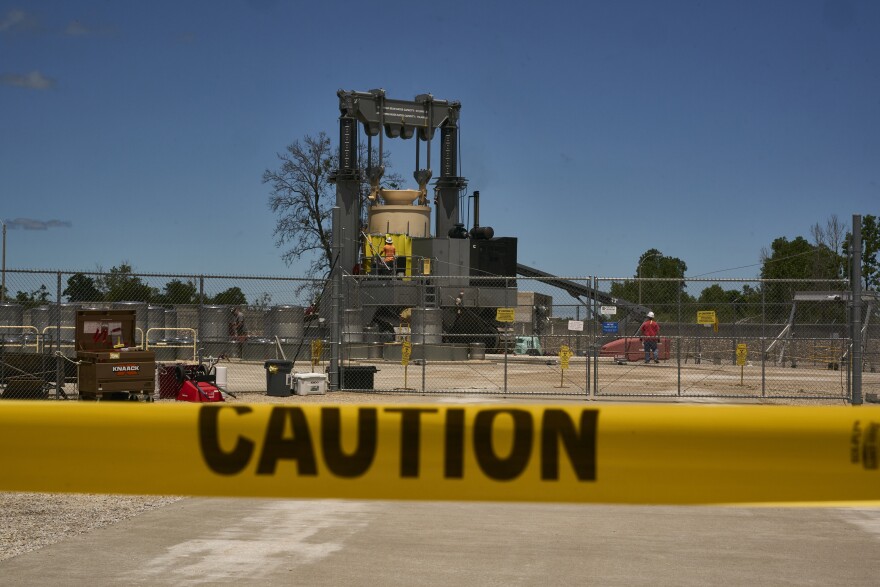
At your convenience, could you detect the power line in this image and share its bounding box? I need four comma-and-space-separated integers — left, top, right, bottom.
688, 249, 818, 278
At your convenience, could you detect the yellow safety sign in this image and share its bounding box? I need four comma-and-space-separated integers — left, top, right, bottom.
697, 310, 717, 325
311, 340, 323, 367
558, 345, 572, 369
401, 341, 412, 366
2, 402, 880, 506
495, 308, 516, 323
736, 344, 748, 366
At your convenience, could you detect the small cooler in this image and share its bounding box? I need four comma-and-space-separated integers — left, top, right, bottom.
293, 372, 327, 396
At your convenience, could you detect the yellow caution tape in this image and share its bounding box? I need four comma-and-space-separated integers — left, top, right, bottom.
1, 401, 879, 505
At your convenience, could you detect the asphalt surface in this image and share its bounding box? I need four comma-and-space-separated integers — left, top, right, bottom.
2, 498, 880, 586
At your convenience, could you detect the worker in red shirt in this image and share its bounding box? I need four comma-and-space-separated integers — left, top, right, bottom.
640, 311, 660, 363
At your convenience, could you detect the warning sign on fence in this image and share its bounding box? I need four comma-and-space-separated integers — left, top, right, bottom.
697, 310, 717, 325
495, 308, 515, 322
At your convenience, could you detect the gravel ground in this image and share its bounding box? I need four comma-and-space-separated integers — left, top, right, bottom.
0, 493, 182, 561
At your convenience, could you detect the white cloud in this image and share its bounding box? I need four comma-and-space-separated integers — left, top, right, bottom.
65, 20, 90, 36
176, 31, 197, 44
0, 8, 38, 33
0, 71, 57, 90
64, 19, 117, 37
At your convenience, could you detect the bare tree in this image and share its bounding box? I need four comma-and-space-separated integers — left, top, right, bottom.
810, 214, 845, 256
810, 214, 847, 278
264, 132, 404, 279
264, 133, 335, 276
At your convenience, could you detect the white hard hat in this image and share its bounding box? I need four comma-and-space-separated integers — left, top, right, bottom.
647, 311, 655, 318
385, 236, 393, 243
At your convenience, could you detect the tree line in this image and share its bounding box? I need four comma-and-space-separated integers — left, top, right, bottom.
6, 263, 253, 309
608, 214, 879, 323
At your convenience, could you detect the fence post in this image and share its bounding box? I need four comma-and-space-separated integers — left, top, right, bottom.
420, 276, 426, 393
503, 278, 508, 394
197, 276, 204, 366
55, 272, 63, 398
677, 277, 682, 396
329, 206, 342, 391
761, 281, 766, 397
592, 276, 599, 396
851, 214, 863, 405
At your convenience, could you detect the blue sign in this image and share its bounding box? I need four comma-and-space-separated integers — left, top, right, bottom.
601, 322, 619, 334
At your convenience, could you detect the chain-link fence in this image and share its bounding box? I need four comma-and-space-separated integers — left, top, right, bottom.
0, 269, 323, 399
1, 269, 877, 402
331, 274, 877, 401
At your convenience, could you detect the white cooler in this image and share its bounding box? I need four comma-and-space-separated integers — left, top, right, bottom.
293, 372, 327, 396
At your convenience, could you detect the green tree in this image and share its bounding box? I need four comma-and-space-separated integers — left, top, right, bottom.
696, 284, 748, 323
97, 263, 157, 302
153, 279, 198, 305
844, 214, 880, 291
608, 249, 689, 319
761, 236, 841, 282
63, 273, 103, 302
211, 287, 247, 306
15, 284, 51, 309
761, 235, 848, 323
864, 215, 880, 291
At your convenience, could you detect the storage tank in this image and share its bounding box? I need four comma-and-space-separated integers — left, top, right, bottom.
410, 307, 443, 345
146, 305, 166, 343
0, 302, 25, 343
113, 301, 147, 345
265, 305, 304, 341
31, 303, 81, 354
199, 305, 231, 340
164, 308, 178, 331
199, 305, 233, 360
27, 305, 51, 335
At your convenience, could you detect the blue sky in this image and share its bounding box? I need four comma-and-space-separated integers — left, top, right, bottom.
1, 0, 877, 279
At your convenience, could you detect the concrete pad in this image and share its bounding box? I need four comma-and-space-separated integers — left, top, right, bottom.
2, 498, 879, 585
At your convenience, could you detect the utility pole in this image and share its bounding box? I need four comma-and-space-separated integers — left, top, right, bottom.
851, 214, 863, 405
1, 220, 6, 303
